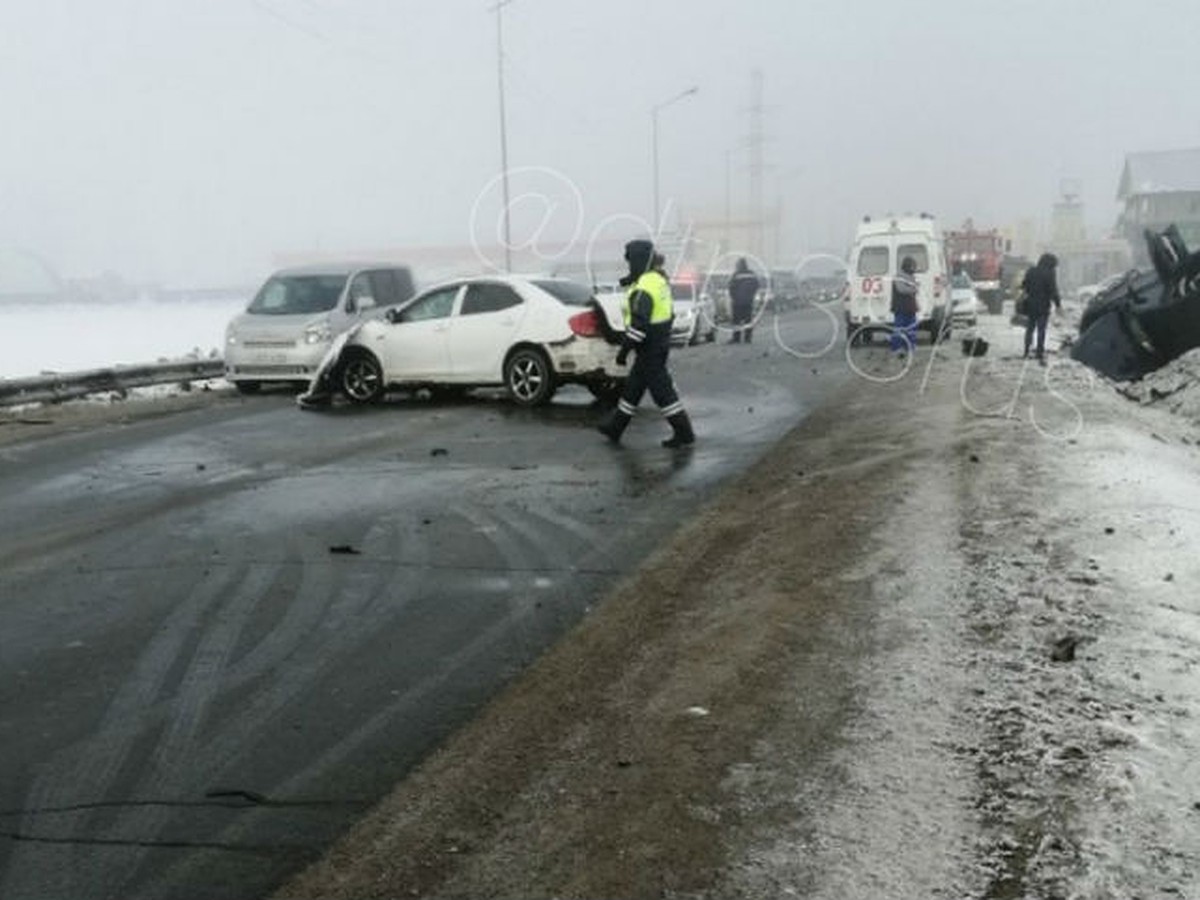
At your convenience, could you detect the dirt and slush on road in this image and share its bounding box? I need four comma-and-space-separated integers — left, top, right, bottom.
261, 336, 1200, 899
4, 334, 1200, 899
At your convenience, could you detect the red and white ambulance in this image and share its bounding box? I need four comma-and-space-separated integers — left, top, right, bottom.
844, 214, 952, 344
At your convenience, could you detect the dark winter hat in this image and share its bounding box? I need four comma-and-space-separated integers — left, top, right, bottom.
624, 239, 655, 272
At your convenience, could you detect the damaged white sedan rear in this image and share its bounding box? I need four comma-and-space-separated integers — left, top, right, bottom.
299, 276, 627, 408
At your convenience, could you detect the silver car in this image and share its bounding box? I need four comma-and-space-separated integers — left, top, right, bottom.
224, 263, 415, 394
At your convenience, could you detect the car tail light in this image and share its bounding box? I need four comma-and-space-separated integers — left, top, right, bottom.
568, 309, 602, 337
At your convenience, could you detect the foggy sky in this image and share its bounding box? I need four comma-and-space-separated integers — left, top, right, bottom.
1, 0, 1197, 288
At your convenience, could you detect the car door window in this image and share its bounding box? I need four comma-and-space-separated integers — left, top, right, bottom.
368, 270, 401, 308
346, 273, 374, 313
399, 286, 459, 322
461, 283, 523, 316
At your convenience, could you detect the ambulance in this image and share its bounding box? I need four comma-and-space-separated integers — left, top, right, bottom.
844, 214, 952, 344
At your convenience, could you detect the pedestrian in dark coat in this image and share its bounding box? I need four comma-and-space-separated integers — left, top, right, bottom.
890, 256, 919, 355
727, 258, 760, 343
1021, 253, 1061, 364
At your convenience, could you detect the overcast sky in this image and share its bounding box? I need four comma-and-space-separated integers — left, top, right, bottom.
1, 0, 1198, 288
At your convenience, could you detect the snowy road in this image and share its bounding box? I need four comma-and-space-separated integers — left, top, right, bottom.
0, 305, 846, 900
274, 315, 1200, 900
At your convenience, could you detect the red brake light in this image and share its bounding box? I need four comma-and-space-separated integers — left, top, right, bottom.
568, 309, 602, 337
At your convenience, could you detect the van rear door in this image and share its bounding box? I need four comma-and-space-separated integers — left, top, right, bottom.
847, 242, 892, 325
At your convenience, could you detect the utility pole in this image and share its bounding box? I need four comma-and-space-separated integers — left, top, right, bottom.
651, 85, 698, 233
724, 148, 733, 254
491, 0, 514, 272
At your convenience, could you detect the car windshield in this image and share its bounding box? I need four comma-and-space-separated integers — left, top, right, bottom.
952, 273, 973, 289
531, 278, 595, 306
246, 274, 347, 315
670, 283, 696, 301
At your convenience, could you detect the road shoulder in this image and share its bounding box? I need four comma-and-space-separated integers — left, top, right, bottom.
273, 346, 1200, 899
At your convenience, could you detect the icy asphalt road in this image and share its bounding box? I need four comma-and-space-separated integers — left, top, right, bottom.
0, 305, 846, 900
273, 312, 1200, 900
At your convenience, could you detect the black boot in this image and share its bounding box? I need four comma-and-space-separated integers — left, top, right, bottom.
662, 411, 695, 448
744, 327, 753, 344
598, 410, 631, 444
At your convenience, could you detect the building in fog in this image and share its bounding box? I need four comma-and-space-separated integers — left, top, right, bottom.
1116, 148, 1200, 264
1040, 182, 1130, 295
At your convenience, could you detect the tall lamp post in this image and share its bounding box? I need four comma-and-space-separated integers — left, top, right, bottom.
773, 165, 804, 263
652, 85, 698, 233
490, 0, 515, 272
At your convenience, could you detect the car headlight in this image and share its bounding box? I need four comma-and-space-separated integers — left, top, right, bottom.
303, 324, 333, 344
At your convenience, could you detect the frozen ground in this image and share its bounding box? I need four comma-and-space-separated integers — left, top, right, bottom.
4, 309, 1197, 899
270, 312, 1200, 900
1118, 347, 1200, 432
0, 296, 244, 379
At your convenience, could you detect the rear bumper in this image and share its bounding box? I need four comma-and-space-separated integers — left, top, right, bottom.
546, 336, 626, 383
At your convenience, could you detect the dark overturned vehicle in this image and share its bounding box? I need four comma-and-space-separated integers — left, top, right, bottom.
1071, 225, 1200, 381
296, 276, 629, 408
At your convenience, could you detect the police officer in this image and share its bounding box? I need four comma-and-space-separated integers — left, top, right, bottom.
598, 239, 695, 447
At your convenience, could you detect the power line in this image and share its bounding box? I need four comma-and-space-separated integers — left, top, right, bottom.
246, 0, 331, 44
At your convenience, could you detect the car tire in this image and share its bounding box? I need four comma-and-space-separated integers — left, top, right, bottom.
851, 326, 873, 347
338, 350, 385, 404
504, 347, 556, 407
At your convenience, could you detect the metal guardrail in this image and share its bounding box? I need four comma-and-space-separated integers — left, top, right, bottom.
0, 359, 225, 408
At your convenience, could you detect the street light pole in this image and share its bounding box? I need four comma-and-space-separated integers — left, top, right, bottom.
491, 0, 515, 272
773, 165, 804, 264
724, 148, 733, 253
651, 85, 698, 233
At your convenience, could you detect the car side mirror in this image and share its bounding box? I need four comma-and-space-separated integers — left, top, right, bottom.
385, 307, 402, 324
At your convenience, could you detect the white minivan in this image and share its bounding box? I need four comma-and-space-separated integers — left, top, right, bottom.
224, 263, 416, 394
844, 214, 951, 344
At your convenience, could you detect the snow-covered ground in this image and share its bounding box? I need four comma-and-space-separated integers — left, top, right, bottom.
0, 296, 247, 379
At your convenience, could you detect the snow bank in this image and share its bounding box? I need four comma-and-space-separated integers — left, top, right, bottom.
1117, 348, 1200, 427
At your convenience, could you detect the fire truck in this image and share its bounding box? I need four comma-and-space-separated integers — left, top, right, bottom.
944, 220, 1008, 314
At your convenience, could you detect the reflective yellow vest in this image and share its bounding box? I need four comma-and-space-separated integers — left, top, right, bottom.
623, 270, 673, 327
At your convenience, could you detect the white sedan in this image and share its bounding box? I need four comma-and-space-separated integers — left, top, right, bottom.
669, 281, 718, 346
307, 276, 627, 407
